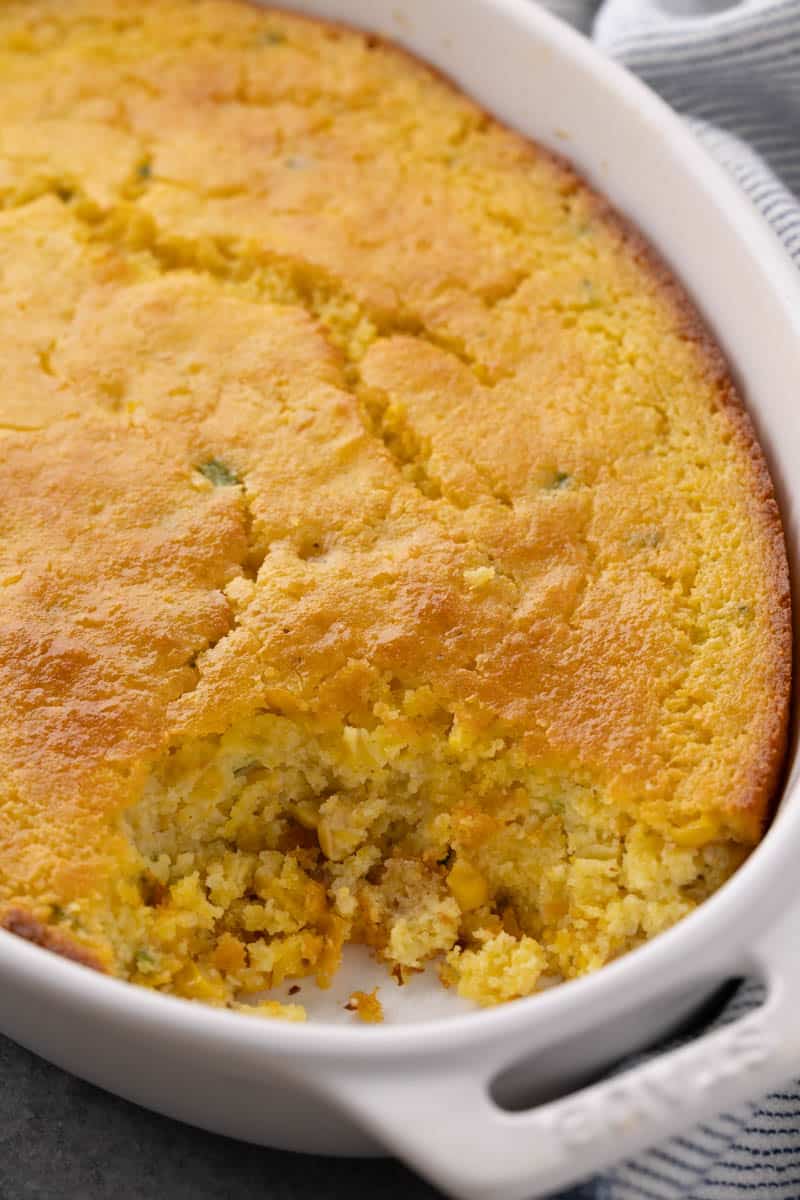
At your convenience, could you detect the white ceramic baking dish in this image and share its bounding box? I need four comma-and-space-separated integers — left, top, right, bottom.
2, 2, 800, 1197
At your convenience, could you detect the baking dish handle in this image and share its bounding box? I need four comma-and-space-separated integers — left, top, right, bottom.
313, 922, 800, 1200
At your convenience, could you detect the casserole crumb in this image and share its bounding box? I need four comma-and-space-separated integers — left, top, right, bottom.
345, 988, 384, 1024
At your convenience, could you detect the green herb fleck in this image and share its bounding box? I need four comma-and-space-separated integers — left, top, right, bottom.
549, 471, 571, 490
628, 527, 662, 549
198, 458, 239, 487
549, 797, 565, 814
264, 29, 286, 44
135, 948, 157, 973
50, 904, 66, 922
581, 279, 602, 307
137, 161, 152, 180
56, 186, 74, 203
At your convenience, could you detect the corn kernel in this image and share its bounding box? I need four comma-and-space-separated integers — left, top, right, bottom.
212, 932, 246, 972
292, 800, 319, 831
463, 566, 495, 590
669, 814, 719, 847
447, 858, 490, 911
175, 962, 227, 1003
317, 815, 362, 861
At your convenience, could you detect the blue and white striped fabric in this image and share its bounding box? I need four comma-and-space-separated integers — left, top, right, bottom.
537, 2, 800, 1197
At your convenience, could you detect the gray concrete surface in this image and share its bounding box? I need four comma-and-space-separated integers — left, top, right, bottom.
0, 1034, 440, 1200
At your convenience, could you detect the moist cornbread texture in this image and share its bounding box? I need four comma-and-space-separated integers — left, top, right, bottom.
0, 0, 790, 1018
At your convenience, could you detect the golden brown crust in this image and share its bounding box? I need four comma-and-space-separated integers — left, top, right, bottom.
238, 5, 791, 836
339, 7, 794, 830
296, 6, 793, 833
580, 194, 792, 836
0, 908, 105, 972
267, 3, 792, 838
389, 23, 794, 835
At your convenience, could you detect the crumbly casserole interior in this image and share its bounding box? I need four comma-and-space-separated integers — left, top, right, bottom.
0, 0, 789, 1019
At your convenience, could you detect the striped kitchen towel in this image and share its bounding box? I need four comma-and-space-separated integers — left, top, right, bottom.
537, 2, 800, 1197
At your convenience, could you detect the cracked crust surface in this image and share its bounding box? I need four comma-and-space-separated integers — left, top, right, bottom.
0, 0, 790, 1002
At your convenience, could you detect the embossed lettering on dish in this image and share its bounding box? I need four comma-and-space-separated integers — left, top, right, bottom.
542, 1015, 773, 1150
